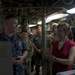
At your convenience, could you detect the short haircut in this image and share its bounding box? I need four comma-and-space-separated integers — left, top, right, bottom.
21, 31, 28, 33
36, 25, 41, 29
4, 14, 18, 21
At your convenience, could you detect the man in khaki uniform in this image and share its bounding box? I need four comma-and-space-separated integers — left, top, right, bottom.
46, 23, 58, 75
21, 31, 34, 75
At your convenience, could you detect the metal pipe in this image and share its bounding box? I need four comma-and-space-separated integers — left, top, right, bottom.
41, 0, 47, 74
0, 6, 65, 9
41, 7, 47, 75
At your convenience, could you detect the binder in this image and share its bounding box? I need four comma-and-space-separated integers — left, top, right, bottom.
0, 41, 13, 75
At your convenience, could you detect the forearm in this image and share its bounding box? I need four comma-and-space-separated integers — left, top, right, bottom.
22, 51, 28, 60
55, 57, 73, 65
33, 44, 39, 51
54, 47, 75, 66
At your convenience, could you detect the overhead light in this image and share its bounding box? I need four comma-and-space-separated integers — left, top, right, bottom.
67, 7, 75, 14
46, 13, 68, 23
37, 13, 68, 24
28, 24, 36, 27
37, 21, 42, 25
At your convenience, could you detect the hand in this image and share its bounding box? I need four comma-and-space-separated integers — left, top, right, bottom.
13, 58, 17, 65
48, 55, 56, 62
25, 60, 29, 64
37, 49, 41, 53
14, 56, 24, 64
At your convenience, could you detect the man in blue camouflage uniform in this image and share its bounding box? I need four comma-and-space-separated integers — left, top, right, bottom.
0, 15, 28, 75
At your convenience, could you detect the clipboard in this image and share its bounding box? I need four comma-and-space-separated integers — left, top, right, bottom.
0, 41, 13, 75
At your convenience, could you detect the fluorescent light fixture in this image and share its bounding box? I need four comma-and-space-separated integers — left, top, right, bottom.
28, 24, 36, 27
37, 13, 68, 24
67, 7, 75, 14
46, 13, 68, 23
37, 21, 42, 25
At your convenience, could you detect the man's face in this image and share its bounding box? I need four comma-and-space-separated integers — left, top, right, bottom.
6, 18, 18, 33
37, 26, 42, 33
52, 25, 57, 33
32, 29, 37, 35
22, 32, 29, 38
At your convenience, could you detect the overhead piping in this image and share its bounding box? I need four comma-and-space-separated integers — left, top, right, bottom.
0, 6, 66, 9
62, 0, 73, 5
